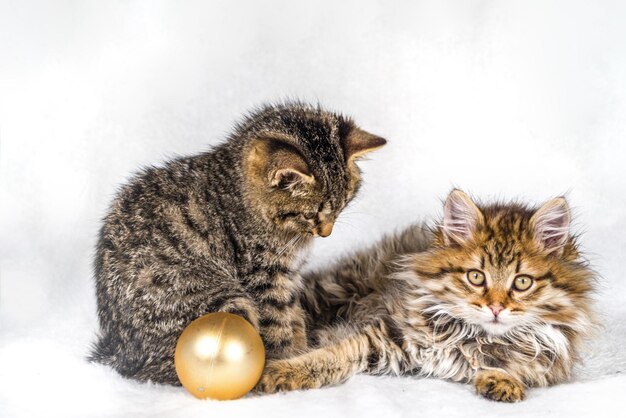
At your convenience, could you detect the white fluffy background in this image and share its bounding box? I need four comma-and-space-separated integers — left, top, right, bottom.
1, 1, 626, 417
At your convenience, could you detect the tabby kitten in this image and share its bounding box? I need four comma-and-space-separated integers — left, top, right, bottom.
257, 190, 596, 402
90, 102, 386, 385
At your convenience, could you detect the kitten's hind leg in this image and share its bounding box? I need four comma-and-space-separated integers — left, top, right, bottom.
474, 370, 526, 402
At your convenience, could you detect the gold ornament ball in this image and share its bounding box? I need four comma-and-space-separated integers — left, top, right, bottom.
174, 312, 265, 400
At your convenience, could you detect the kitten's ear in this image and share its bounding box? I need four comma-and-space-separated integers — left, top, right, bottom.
247, 137, 314, 194
530, 197, 571, 255
442, 189, 484, 246
340, 123, 387, 162
269, 166, 314, 191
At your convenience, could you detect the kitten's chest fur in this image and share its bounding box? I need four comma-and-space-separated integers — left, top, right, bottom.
395, 297, 572, 385
236, 233, 310, 296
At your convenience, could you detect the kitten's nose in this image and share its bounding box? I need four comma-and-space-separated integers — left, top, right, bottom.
317, 222, 334, 237
489, 304, 504, 317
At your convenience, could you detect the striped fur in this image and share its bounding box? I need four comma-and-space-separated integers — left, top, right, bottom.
89, 102, 386, 385
257, 190, 596, 402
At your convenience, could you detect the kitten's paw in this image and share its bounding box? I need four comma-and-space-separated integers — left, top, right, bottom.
254, 360, 320, 394
474, 370, 526, 402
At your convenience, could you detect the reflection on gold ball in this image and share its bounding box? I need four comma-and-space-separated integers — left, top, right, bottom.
174, 312, 265, 400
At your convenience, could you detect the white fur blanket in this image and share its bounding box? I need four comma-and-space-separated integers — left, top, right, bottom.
0, 304, 625, 417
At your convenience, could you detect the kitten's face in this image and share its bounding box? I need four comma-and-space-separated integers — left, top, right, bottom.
412, 190, 593, 337
243, 103, 386, 237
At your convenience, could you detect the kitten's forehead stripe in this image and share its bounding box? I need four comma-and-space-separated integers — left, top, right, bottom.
484, 247, 494, 266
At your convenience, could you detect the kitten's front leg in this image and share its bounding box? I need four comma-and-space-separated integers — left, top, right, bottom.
255, 328, 372, 394
256, 321, 405, 394
218, 296, 261, 330
474, 370, 526, 402
287, 309, 308, 354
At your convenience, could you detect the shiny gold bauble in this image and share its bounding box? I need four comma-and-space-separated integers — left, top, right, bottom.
174, 312, 265, 400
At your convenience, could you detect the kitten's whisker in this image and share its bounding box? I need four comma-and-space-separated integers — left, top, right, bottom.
272, 234, 302, 262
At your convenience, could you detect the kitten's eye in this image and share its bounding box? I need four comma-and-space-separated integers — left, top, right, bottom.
303, 212, 316, 220
467, 270, 486, 286
513, 275, 533, 291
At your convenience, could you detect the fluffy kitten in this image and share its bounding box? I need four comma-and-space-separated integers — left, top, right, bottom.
90, 102, 386, 385
257, 190, 596, 402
